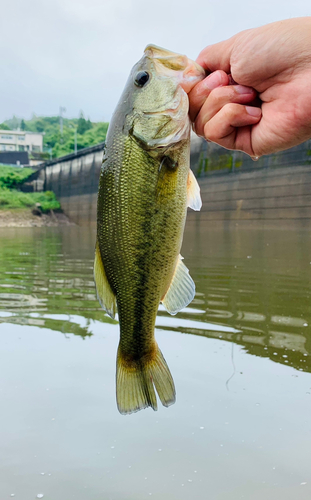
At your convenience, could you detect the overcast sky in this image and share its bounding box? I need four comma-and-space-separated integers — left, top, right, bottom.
1, 0, 310, 123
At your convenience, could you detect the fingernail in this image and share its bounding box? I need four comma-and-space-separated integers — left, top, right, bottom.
203, 72, 223, 90
246, 106, 261, 117
235, 85, 254, 95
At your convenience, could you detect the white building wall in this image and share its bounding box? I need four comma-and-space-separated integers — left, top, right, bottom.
0, 130, 43, 152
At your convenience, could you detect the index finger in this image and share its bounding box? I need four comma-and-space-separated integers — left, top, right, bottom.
188, 70, 229, 122
196, 37, 236, 73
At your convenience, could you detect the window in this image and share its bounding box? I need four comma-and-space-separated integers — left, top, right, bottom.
18, 136, 25, 140
32, 146, 41, 152
18, 145, 25, 151
0, 145, 6, 151
1, 135, 13, 140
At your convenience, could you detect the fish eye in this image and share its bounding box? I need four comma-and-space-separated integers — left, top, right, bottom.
134, 71, 150, 87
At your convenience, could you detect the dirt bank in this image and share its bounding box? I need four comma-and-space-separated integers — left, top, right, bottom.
0, 210, 75, 227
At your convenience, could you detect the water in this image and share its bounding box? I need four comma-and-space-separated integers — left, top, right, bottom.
0, 222, 310, 500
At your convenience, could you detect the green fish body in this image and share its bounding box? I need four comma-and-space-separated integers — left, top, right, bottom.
95, 45, 204, 414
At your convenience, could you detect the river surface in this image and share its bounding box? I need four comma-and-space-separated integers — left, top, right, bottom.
0, 222, 310, 500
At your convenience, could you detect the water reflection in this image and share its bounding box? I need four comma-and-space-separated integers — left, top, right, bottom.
0, 223, 310, 373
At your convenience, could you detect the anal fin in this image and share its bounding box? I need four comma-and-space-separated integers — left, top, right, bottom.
161, 255, 195, 315
94, 241, 117, 319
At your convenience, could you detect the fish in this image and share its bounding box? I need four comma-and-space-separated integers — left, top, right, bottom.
94, 45, 205, 415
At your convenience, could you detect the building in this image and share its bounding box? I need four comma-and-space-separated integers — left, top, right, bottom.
0, 129, 43, 153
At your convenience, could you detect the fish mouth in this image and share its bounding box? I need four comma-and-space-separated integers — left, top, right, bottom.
144, 44, 206, 93
130, 45, 204, 149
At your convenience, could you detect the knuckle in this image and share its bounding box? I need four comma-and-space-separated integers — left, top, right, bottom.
208, 86, 224, 101
203, 122, 218, 142
212, 85, 234, 99
223, 103, 239, 119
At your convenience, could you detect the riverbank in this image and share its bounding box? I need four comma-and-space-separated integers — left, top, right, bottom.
0, 209, 74, 227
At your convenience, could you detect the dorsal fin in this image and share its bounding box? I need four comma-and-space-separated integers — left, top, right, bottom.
187, 169, 202, 211
94, 241, 117, 319
161, 255, 195, 315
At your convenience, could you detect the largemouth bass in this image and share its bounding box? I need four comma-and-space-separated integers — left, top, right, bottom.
95, 45, 205, 415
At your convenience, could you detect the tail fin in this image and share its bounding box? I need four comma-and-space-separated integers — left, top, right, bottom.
116, 344, 176, 415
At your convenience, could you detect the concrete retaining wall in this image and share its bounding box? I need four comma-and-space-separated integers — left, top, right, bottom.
187, 164, 311, 223
23, 137, 311, 226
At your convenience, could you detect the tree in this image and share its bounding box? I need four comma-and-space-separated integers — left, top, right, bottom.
0, 123, 10, 131
77, 111, 93, 135
20, 119, 26, 131
35, 119, 45, 132
86, 118, 92, 131
6, 115, 21, 130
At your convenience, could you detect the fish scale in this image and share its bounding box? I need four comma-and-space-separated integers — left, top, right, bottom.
94, 45, 204, 414
99, 137, 188, 349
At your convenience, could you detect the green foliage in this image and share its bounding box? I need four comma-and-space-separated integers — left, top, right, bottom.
0, 165, 33, 189
20, 119, 26, 131
77, 111, 93, 135
0, 123, 10, 130
212, 154, 233, 170
197, 155, 209, 177
34, 118, 45, 132
4, 115, 21, 130
51, 121, 108, 158
196, 152, 234, 177
0, 188, 61, 212
3, 114, 109, 160
0, 165, 60, 213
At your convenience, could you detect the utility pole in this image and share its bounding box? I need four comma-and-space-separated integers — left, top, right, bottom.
69, 124, 78, 154
74, 127, 77, 155
59, 106, 66, 141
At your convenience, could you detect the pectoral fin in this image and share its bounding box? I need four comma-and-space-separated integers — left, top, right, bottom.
187, 169, 202, 211
161, 255, 195, 315
94, 241, 117, 319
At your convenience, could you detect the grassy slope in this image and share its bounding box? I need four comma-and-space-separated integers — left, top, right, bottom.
0, 165, 60, 212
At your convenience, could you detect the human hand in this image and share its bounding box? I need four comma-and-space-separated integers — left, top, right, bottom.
189, 17, 311, 157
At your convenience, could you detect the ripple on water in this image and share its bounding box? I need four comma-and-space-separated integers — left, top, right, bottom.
0, 226, 310, 373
